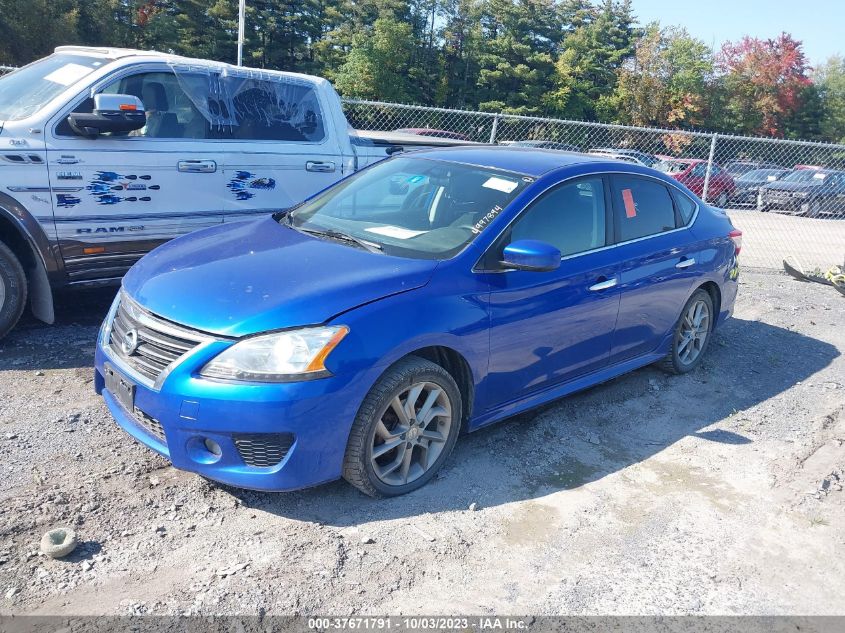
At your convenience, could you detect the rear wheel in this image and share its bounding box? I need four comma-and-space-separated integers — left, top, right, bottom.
343, 356, 462, 497
0, 242, 27, 340
658, 289, 714, 375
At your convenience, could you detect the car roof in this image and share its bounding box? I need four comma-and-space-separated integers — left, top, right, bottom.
407, 146, 604, 177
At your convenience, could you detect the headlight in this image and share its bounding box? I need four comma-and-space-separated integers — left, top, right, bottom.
200, 326, 349, 382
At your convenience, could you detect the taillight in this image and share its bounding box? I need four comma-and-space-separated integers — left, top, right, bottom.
728, 229, 742, 256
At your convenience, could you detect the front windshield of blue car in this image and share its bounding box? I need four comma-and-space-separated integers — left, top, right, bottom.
0, 54, 110, 121
286, 156, 529, 259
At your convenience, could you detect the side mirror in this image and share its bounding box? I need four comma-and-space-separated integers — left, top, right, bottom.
68, 94, 146, 138
500, 240, 561, 272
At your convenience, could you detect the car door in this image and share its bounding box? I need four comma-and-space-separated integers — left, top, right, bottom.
46, 66, 227, 283
479, 176, 621, 412
221, 74, 345, 222
607, 174, 700, 363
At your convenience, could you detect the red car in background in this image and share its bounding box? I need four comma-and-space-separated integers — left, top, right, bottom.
655, 158, 736, 208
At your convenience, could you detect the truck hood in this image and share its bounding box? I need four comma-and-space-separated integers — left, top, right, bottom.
122, 217, 438, 337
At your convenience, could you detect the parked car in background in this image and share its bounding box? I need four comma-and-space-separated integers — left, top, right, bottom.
758, 169, 845, 218
655, 158, 736, 207
794, 164, 823, 171
508, 139, 581, 152
587, 151, 649, 166
589, 148, 658, 167
729, 168, 789, 207
0, 47, 466, 340
724, 160, 783, 178
395, 128, 471, 141
95, 146, 741, 496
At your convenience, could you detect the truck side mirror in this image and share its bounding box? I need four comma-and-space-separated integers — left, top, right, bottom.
68, 94, 147, 139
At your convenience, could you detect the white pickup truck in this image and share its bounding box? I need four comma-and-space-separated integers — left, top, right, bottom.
0, 46, 462, 338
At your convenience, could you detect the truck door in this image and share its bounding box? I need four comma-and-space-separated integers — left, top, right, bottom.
45, 66, 228, 283
219, 74, 346, 221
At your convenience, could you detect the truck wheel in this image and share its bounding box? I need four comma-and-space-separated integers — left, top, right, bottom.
0, 242, 27, 339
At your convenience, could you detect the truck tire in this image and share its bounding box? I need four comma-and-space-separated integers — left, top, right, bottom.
0, 241, 27, 339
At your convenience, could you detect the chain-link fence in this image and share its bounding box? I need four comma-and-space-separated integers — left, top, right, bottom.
344, 99, 845, 271
0, 60, 840, 270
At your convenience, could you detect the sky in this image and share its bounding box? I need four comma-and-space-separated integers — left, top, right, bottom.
631, 0, 843, 66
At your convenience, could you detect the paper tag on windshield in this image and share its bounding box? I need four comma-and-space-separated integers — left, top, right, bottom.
365, 226, 427, 239
44, 63, 94, 86
813, 172, 826, 179
482, 177, 518, 193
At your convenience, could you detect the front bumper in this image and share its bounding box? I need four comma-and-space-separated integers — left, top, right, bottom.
762, 193, 808, 212
94, 329, 372, 492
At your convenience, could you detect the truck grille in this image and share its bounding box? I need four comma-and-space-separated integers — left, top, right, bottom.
108, 294, 205, 384
233, 433, 294, 468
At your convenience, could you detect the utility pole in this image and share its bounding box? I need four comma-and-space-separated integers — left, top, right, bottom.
237, 0, 246, 66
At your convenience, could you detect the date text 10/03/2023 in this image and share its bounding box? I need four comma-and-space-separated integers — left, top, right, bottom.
308, 617, 530, 630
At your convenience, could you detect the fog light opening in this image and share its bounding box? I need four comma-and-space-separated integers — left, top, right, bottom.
204, 438, 222, 457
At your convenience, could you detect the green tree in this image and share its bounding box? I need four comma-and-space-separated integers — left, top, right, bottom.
816, 55, 845, 143
547, 0, 637, 120
475, 0, 558, 115
333, 16, 418, 102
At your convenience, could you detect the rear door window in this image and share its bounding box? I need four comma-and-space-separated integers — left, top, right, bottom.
611, 176, 677, 242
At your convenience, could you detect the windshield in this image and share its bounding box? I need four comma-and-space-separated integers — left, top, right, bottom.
739, 169, 785, 182
782, 170, 825, 183
0, 54, 109, 121
286, 156, 529, 259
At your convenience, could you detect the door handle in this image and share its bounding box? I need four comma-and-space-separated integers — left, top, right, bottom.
589, 278, 618, 291
306, 161, 336, 173
676, 257, 696, 269
177, 159, 217, 173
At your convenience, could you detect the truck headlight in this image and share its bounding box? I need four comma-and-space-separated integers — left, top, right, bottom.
200, 326, 349, 382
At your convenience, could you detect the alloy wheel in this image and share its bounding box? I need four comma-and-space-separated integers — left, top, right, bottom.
678, 299, 710, 365
370, 381, 453, 486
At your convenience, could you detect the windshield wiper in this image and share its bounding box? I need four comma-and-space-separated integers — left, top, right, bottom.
297, 226, 384, 254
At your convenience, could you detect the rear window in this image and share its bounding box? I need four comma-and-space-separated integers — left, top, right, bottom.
671, 190, 697, 225
611, 176, 677, 242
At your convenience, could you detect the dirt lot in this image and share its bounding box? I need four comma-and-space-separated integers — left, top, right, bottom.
0, 268, 843, 616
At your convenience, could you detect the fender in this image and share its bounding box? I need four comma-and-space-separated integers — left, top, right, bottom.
0, 191, 64, 324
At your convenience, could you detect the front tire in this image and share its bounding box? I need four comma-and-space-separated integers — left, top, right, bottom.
658, 289, 714, 375
343, 356, 462, 497
0, 242, 27, 340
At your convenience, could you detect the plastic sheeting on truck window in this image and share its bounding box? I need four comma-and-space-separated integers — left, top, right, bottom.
168, 62, 326, 143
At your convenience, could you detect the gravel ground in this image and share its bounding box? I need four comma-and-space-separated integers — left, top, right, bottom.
0, 269, 843, 616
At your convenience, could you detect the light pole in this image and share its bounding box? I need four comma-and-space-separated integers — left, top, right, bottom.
237, 0, 246, 66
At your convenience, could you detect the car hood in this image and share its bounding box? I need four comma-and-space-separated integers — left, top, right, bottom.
763, 181, 821, 192
122, 217, 439, 337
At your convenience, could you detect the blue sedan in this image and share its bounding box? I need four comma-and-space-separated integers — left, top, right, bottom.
94, 147, 741, 497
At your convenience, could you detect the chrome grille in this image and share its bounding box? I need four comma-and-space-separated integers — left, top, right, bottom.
108, 295, 201, 384
233, 434, 294, 468
133, 408, 167, 446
